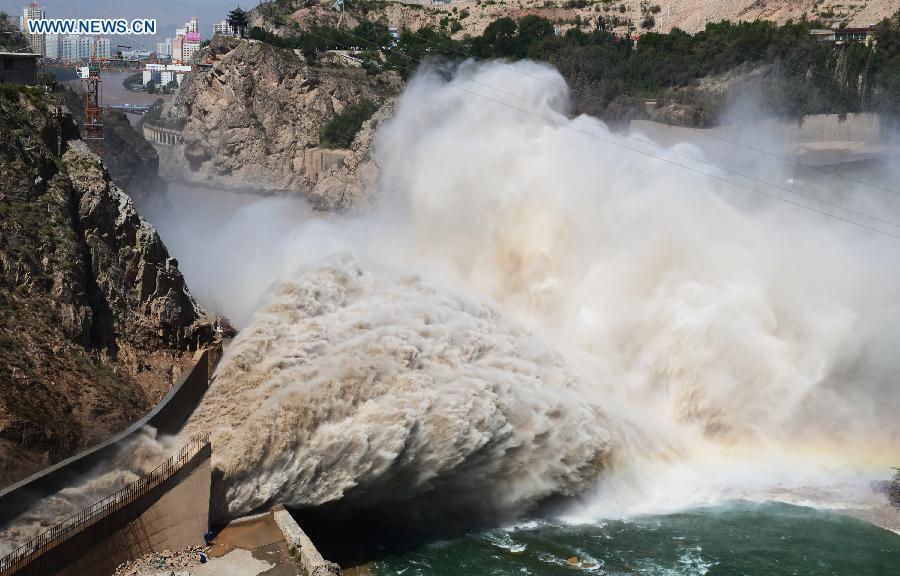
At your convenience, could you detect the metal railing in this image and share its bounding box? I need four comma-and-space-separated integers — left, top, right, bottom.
0, 433, 210, 574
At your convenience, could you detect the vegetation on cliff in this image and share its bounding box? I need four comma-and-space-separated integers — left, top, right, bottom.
0, 86, 217, 487
320, 98, 379, 148
0, 12, 28, 52
249, 8, 900, 125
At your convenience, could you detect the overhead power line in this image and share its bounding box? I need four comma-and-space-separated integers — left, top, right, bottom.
295, 25, 900, 240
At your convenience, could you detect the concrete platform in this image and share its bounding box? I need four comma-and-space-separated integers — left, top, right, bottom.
207, 513, 302, 576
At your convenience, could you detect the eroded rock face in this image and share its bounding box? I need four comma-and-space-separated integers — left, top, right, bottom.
309, 98, 395, 210
64, 148, 214, 352
0, 91, 218, 488
160, 37, 401, 196
62, 88, 166, 204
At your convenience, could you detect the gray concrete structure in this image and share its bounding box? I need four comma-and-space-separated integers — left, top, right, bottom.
273, 506, 341, 576
143, 123, 182, 147
304, 147, 351, 183
0, 349, 214, 528
2, 438, 211, 576
630, 113, 891, 165
0, 53, 40, 85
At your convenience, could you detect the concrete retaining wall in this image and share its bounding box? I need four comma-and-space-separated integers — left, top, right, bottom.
272, 506, 341, 576
631, 113, 885, 146
0, 349, 213, 528
304, 148, 350, 183
9, 444, 211, 576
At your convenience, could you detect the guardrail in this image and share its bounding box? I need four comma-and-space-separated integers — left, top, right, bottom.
0, 434, 210, 575
142, 122, 182, 147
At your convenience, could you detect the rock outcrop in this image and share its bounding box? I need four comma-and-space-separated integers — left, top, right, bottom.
309, 98, 395, 210
157, 37, 401, 198
62, 88, 167, 204
0, 87, 218, 488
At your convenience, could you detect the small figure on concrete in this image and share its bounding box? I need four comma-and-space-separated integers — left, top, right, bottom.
198, 551, 208, 564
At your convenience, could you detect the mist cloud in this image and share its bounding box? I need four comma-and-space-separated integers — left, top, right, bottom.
163, 60, 900, 522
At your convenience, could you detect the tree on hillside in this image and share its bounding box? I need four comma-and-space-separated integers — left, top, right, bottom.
228, 7, 250, 38
320, 99, 378, 148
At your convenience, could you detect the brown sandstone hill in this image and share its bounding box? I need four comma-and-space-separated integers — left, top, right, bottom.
253, 0, 899, 39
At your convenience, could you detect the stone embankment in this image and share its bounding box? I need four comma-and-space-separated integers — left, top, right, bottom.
273, 506, 341, 576
113, 506, 340, 576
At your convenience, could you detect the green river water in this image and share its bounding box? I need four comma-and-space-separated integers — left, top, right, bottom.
369, 501, 899, 576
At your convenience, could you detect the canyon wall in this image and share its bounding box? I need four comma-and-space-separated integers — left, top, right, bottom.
0, 88, 218, 488
156, 37, 400, 206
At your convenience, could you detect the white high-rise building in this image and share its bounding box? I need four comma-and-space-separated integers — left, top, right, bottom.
185, 17, 198, 34
95, 37, 111, 59
59, 36, 111, 61
181, 41, 200, 62
212, 20, 233, 36
44, 33, 59, 58
20, 2, 46, 56
156, 38, 173, 58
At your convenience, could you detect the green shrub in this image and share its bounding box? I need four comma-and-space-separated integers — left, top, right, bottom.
319, 98, 378, 148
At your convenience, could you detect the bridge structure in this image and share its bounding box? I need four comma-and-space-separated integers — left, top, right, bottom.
106, 103, 152, 114
142, 122, 182, 146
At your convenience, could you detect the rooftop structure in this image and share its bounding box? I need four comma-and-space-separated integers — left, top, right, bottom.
810, 24, 877, 46
0, 51, 40, 84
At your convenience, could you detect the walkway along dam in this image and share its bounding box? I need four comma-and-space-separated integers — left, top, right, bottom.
0, 347, 340, 576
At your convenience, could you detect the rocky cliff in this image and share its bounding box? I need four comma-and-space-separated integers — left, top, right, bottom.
252, 0, 900, 39
0, 87, 218, 488
62, 88, 166, 204
310, 98, 394, 210
156, 37, 400, 200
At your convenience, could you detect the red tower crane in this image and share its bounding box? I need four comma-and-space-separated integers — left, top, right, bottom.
80, 36, 103, 155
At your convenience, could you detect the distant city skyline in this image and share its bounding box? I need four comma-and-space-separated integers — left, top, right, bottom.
0, 0, 247, 47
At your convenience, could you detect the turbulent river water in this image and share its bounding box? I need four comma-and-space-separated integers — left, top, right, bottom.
143, 60, 900, 572
368, 502, 900, 575
6, 59, 899, 569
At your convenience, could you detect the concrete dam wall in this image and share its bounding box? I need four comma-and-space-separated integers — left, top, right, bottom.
0, 349, 213, 529
630, 113, 891, 165
1, 438, 211, 576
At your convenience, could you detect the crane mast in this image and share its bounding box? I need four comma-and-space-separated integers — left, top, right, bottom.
81, 35, 103, 155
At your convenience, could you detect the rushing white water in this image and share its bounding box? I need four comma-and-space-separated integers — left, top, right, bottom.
0, 429, 178, 555
173, 60, 900, 524
6, 59, 898, 557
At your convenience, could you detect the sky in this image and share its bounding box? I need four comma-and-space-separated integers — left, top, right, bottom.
0, 0, 248, 47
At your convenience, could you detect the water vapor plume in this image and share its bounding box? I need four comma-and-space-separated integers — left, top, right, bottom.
168, 60, 900, 525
